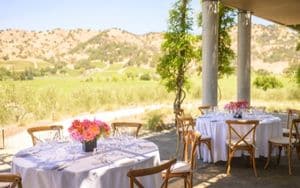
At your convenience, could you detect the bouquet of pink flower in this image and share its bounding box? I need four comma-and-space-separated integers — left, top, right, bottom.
224, 100, 249, 112
68, 119, 110, 142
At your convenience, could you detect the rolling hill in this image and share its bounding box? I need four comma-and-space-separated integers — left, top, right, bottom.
0, 24, 299, 73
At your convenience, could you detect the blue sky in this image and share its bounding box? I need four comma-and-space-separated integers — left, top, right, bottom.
0, 0, 272, 34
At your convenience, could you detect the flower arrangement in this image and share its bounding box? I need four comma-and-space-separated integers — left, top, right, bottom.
68, 119, 110, 142
224, 100, 249, 112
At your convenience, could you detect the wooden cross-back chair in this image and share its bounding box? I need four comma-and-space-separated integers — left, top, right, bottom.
283, 109, 300, 137
226, 120, 260, 177
177, 115, 213, 163
0, 173, 22, 188
265, 118, 300, 175
127, 158, 176, 188
111, 122, 142, 138
163, 131, 200, 188
27, 125, 63, 146
198, 105, 213, 115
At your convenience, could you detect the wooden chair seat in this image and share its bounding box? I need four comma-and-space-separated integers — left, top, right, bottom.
268, 137, 295, 145
0, 182, 11, 188
162, 161, 191, 174
200, 135, 211, 140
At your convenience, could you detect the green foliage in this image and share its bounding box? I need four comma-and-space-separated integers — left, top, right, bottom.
145, 111, 164, 131
253, 74, 283, 91
198, 2, 235, 78
157, 0, 198, 112
217, 4, 235, 78
296, 66, 300, 86
74, 59, 95, 70
0, 67, 11, 81
140, 73, 151, 81
11, 69, 34, 81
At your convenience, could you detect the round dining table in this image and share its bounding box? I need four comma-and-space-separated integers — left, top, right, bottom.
196, 112, 282, 163
12, 137, 161, 188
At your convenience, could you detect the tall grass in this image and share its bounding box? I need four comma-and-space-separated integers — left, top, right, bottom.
0, 71, 299, 126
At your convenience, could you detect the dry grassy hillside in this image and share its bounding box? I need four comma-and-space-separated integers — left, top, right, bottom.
0, 24, 299, 73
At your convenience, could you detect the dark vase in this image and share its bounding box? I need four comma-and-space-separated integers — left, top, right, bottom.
233, 111, 242, 119
82, 138, 97, 152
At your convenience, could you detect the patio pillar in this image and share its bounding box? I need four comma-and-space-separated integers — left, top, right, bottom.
202, 0, 219, 106
237, 10, 251, 104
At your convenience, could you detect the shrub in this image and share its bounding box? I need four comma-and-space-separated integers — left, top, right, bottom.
140, 73, 151, 81
145, 112, 164, 131
253, 75, 283, 91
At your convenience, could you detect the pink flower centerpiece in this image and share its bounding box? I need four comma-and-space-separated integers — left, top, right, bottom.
224, 101, 249, 112
68, 119, 110, 152
224, 101, 249, 118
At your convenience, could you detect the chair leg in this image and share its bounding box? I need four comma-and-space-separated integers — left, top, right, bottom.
227, 148, 233, 175
288, 145, 292, 175
207, 141, 213, 163
296, 145, 300, 160
251, 149, 258, 177
190, 173, 193, 188
184, 176, 187, 188
277, 146, 282, 165
264, 141, 272, 169
198, 143, 202, 160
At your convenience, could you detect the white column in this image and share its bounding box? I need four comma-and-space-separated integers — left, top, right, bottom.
237, 10, 251, 104
202, 0, 219, 106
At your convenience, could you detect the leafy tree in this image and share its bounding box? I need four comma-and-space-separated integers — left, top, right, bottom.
198, 2, 235, 78
157, 0, 198, 116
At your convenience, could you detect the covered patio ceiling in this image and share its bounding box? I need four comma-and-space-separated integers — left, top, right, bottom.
221, 0, 300, 31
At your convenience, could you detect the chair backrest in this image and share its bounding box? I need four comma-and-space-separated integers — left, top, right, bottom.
182, 131, 201, 169
226, 120, 259, 148
27, 125, 63, 146
287, 109, 300, 129
111, 122, 142, 138
198, 105, 213, 115
0, 173, 22, 188
127, 158, 177, 188
290, 118, 300, 145
175, 108, 185, 117
176, 116, 195, 136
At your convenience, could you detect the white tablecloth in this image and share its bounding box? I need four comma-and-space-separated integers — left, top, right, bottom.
12, 137, 161, 188
196, 112, 282, 163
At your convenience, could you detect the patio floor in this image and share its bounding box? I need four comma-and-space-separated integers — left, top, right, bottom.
1, 112, 299, 187
146, 129, 300, 188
